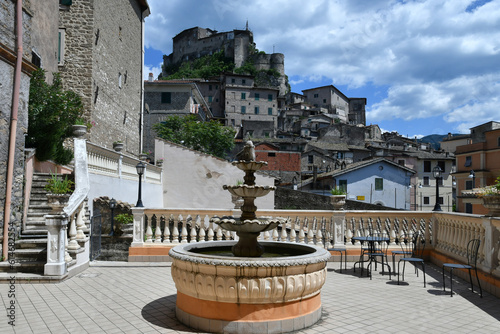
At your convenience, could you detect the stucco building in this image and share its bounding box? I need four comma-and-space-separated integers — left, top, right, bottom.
455, 121, 500, 214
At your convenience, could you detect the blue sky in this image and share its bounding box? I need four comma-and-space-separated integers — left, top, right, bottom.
143, 0, 500, 138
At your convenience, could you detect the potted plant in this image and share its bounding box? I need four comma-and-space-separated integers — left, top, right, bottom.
139, 150, 151, 161
45, 172, 74, 213
477, 176, 500, 216
72, 118, 87, 137
330, 187, 346, 210
113, 213, 133, 235
113, 141, 124, 152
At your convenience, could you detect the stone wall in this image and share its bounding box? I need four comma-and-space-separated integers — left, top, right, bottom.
275, 187, 398, 211
0, 1, 33, 246
59, 0, 144, 155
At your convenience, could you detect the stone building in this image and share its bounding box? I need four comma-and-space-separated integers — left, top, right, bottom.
58, 0, 150, 155
143, 78, 212, 156
254, 142, 301, 184
164, 27, 253, 69
0, 0, 37, 249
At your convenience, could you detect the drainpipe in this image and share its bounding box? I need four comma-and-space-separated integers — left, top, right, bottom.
3, 0, 23, 260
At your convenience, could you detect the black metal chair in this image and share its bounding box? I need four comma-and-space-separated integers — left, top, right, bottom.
327, 247, 347, 272
366, 233, 391, 280
397, 231, 426, 287
442, 239, 483, 298
391, 233, 413, 271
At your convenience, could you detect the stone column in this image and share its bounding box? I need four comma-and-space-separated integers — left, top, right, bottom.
44, 214, 68, 276
332, 211, 346, 249
131, 207, 145, 246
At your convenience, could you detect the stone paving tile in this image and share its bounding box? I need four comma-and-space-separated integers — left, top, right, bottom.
0, 262, 499, 333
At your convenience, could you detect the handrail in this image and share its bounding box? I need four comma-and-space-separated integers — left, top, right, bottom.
64, 138, 90, 217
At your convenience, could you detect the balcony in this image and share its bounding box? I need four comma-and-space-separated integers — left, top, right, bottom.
129, 208, 500, 299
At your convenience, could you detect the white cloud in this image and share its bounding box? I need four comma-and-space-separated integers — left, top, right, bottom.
145, 0, 500, 133
143, 63, 163, 81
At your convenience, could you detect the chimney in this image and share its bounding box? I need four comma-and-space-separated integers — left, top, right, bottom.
148, 72, 154, 82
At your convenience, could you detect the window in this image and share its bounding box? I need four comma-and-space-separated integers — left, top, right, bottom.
241, 92, 246, 100
255, 93, 260, 100
438, 197, 444, 205
323, 99, 326, 103
423, 176, 430, 186
437, 161, 445, 173
308, 155, 313, 163
398, 159, 405, 166
209, 85, 212, 91
161, 92, 171, 104
424, 197, 430, 205
465, 203, 473, 214
246, 130, 253, 137
268, 94, 273, 101
337, 152, 344, 159
339, 180, 347, 192
254, 106, 259, 114
231, 119, 235, 126
208, 96, 213, 103
242, 79, 246, 84
31, 50, 41, 67
231, 78, 235, 83
241, 106, 246, 114
268, 108, 273, 115
424, 161, 431, 172
375, 178, 383, 191
264, 132, 270, 138
464, 156, 472, 167
268, 152, 276, 157
314, 93, 319, 98
58, 29, 66, 65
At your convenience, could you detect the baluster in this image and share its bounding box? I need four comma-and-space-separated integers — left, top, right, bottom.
280, 221, 287, 242
162, 216, 170, 243
155, 215, 162, 243
288, 218, 296, 243
272, 229, 279, 242
346, 217, 353, 246
145, 214, 153, 243
298, 217, 305, 243
389, 218, 396, 245
207, 216, 214, 241
68, 213, 80, 250
316, 225, 324, 248
307, 218, 315, 245
224, 230, 231, 240
324, 217, 332, 249
262, 231, 269, 241
171, 215, 179, 244
178, 214, 187, 244
75, 203, 86, 240
216, 226, 223, 241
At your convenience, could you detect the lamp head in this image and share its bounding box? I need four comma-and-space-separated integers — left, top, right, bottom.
136, 161, 146, 176
432, 165, 442, 178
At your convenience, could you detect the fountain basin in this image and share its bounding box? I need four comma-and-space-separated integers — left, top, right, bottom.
170, 241, 330, 333
223, 184, 275, 198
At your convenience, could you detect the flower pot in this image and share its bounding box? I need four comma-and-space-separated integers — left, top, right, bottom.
113, 142, 124, 152
72, 124, 87, 138
139, 154, 148, 161
331, 195, 346, 210
482, 195, 500, 217
47, 193, 71, 214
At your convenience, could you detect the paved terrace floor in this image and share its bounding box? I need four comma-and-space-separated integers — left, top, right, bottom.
1, 261, 499, 334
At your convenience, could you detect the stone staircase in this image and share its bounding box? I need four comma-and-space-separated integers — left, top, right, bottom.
0, 173, 87, 275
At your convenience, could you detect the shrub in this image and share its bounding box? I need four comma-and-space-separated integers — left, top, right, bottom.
45, 173, 74, 194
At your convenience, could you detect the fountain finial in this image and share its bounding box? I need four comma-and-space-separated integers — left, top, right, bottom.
235, 140, 255, 162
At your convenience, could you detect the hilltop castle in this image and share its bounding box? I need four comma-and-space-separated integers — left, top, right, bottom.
161, 26, 287, 95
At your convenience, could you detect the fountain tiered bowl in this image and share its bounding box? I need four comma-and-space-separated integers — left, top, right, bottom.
169, 144, 330, 333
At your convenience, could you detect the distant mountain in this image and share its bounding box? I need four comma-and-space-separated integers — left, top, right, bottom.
418, 133, 462, 150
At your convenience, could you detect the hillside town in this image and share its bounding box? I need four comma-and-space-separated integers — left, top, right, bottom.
1, 1, 500, 333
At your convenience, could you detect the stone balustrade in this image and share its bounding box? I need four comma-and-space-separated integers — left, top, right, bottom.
131, 208, 500, 277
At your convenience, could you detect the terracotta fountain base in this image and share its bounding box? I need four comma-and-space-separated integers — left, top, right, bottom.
169, 241, 330, 334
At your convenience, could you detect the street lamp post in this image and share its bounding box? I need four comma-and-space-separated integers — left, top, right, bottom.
109, 198, 117, 236
136, 161, 145, 208
433, 165, 443, 211
468, 170, 476, 189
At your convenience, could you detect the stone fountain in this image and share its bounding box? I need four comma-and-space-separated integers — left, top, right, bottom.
169, 141, 330, 333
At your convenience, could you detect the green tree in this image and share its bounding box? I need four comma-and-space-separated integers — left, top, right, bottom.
27, 69, 84, 164
153, 115, 235, 159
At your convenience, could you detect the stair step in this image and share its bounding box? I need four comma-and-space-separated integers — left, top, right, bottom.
0, 261, 45, 273
22, 229, 48, 235
16, 239, 48, 246
13, 248, 46, 255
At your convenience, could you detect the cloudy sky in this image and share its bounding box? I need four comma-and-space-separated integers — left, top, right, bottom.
143, 0, 500, 138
